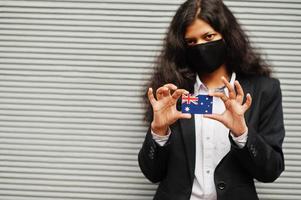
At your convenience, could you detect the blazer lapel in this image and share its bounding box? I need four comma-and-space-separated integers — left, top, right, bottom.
179, 116, 196, 185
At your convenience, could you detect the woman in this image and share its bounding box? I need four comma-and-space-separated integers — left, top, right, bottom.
138, 0, 285, 199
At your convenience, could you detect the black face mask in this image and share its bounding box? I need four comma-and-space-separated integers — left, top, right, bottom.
186, 39, 227, 74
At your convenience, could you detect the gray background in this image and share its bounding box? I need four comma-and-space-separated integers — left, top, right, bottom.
0, 0, 300, 199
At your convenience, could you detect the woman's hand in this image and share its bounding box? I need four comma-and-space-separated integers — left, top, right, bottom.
204, 77, 252, 137
148, 84, 192, 136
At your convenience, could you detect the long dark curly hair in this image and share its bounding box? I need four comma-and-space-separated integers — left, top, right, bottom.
143, 0, 272, 122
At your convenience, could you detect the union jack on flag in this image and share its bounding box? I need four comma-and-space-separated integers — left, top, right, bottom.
182, 94, 198, 105
181, 94, 213, 114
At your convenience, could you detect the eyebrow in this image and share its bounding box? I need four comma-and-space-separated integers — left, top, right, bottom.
185, 31, 214, 40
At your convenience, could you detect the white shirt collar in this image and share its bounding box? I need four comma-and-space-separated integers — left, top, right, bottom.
194, 71, 236, 95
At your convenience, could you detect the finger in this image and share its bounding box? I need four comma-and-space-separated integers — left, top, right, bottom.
162, 86, 170, 97
147, 88, 157, 106
222, 76, 236, 99
209, 91, 226, 100
242, 93, 252, 112
209, 92, 231, 108
234, 80, 244, 104
176, 112, 192, 119
172, 89, 189, 101
203, 113, 224, 124
156, 86, 168, 100
156, 84, 178, 100
163, 83, 178, 91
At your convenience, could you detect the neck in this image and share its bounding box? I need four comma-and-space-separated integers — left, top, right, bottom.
198, 65, 231, 89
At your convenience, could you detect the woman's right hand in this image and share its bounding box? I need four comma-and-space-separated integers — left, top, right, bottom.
148, 84, 192, 136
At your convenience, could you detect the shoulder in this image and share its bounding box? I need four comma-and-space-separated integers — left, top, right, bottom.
239, 74, 281, 93
253, 75, 280, 90
248, 75, 282, 104
236, 73, 282, 104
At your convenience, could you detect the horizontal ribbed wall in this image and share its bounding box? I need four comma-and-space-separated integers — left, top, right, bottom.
0, 0, 300, 199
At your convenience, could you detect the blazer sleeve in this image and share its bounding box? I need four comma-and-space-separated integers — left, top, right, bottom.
138, 126, 171, 183
229, 78, 285, 183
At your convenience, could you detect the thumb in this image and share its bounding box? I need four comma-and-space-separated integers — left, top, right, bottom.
177, 112, 192, 119
203, 114, 224, 124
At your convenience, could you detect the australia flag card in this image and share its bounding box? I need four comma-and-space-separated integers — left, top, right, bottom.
181, 94, 213, 114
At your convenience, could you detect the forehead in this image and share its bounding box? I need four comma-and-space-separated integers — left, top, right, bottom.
184, 18, 216, 38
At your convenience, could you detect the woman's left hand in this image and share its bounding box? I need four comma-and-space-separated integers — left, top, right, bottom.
204, 76, 252, 137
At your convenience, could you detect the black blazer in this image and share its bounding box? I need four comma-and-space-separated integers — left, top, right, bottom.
138, 74, 285, 200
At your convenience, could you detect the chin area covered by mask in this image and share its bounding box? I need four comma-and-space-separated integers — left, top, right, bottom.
186, 39, 227, 74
